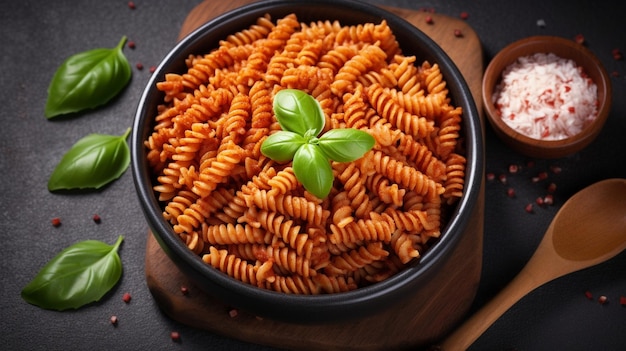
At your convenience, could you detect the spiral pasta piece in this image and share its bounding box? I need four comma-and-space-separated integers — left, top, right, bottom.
331, 44, 387, 96
325, 242, 389, 275
203, 246, 275, 286
202, 223, 270, 245
366, 83, 435, 139
360, 150, 443, 200
245, 189, 330, 226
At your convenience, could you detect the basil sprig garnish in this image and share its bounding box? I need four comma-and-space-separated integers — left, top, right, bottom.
261, 89, 374, 198
48, 128, 131, 191
21, 236, 124, 311
45, 36, 132, 118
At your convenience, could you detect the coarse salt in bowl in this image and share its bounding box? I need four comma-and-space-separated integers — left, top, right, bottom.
483, 35, 611, 159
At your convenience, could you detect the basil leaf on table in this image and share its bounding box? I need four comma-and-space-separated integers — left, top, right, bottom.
317, 128, 375, 163
273, 89, 325, 136
293, 144, 334, 199
48, 128, 131, 191
45, 36, 132, 118
21, 236, 124, 311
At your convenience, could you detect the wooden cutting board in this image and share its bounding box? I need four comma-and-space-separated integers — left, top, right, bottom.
145, 1, 485, 349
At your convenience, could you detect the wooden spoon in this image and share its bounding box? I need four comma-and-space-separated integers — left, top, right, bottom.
440, 178, 626, 351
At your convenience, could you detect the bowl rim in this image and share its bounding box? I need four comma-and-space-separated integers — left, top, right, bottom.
482, 35, 612, 156
131, 0, 484, 323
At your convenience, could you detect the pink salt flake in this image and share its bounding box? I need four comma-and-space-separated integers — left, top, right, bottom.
492, 53, 598, 140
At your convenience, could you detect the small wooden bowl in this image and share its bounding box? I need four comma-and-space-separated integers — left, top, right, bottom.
482, 35, 611, 159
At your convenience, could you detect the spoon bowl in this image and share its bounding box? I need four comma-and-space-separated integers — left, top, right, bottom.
440, 178, 626, 350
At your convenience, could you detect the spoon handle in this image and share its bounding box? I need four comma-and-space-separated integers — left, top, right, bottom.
439, 267, 543, 350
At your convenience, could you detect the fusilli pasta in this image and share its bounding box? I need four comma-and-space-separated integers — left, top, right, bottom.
145, 13, 467, 294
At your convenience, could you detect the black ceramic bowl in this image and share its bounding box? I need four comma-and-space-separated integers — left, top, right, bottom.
132, 0, 483, 324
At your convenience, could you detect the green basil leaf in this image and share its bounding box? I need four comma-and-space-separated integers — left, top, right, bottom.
21, 236, 124, 311
48, 128, 131, 191
261, 131, 306, 162
45, 36, 132, 118
273, 89, 325, 136
293, 144, 333, 199
318, 128, 375, 162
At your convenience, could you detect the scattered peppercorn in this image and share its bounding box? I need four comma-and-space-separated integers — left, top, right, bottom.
136, 63, 144, 70
525, 203, 534, 213
453, 29, 463, 37
612, 48, 623, 60
127, 41, 136, 49
180, 286, 189, 295
547, 182, 557, 193
93, 214, 101, 224
425, 16, 434, 24
128, 1, 136, 10
51, 217, 61, 227
149, 66, 157, 73
549, 165, 562, 174
122, 292, 132, 303
459, 11, 469, 20
598, 295, 608, 305
543, 194, 554, 205
170, 331, 181, 342
486, 172, 495, 181
498, 174, 507, 184
574, 34, 585, 45
620, 296, 626, 306
584, 291, 593, 300
110, 315, 118, 326
229, 308, 238, 318
508, 164, 519, 174
506, 188, 516, 198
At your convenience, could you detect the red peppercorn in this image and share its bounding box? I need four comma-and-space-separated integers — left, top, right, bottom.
122, 292, 132, 303
547, 182, 557, 193
128, 1, 136, 10
499, 174, 507, 184
149, 66, 157, 73
486, 172, 495, 181
425, 16, 433, 24
51, 217, 61, 227
110, 315, 118, 326
170, 331, 181, 342
459, 11, 469, 20
506, 188, 516, 198
543, 194, 554, 205
598, 295, 608, 304
508, 164, 519, 174
127, 41, 136, 49
574, 34, 585, 45
612, 48, 623, 60
453, 29, 463, 38
620, 296, 626, 306
535, 197, 545, 206
525, 203, 534, 213
229, 308, 238, 318
93, 214, 101, 224
180, 286, 189, 295
136, 62, 144, 70
584, 291, 593, 300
